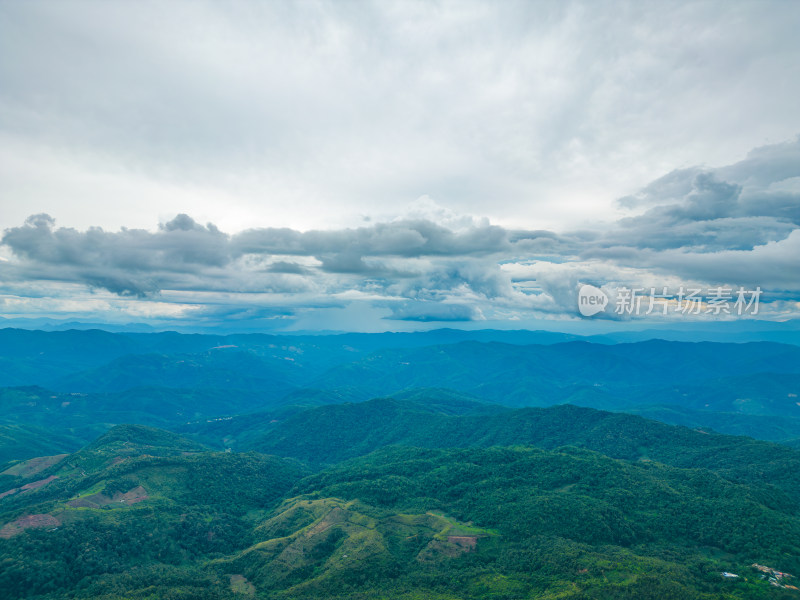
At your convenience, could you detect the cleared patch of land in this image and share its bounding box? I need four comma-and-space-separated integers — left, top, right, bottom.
67, 485, 148, 508
0, 475, 59, 501
0, 513, 60, 538
0, 454, 68, 478
229, 574, 256, 596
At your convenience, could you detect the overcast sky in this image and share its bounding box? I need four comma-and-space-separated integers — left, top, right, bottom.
1, 0, 799, 332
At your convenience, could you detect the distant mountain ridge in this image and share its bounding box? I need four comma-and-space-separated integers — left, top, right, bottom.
2, 328, 800, 464
180, 397, 800, 501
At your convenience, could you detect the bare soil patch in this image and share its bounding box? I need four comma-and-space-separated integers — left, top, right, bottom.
0, 514, 61, 539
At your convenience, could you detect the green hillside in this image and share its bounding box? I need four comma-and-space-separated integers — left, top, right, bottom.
0, 426, 308, 599
2, 413, 800, 599
2, 330, 800, 598
0, 424, 82, 467
3, 431, 800, 598
187, 398, 800, 503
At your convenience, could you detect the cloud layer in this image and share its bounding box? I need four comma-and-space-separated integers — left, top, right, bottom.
2, 138, 799, 329
2, 1, 800, 235
2, 1, 799, 330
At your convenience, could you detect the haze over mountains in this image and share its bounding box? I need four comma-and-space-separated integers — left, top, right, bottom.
2, 327, 800, 459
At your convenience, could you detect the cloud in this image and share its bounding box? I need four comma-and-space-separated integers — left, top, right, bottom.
647, 229, 800, 291
1, 213, 231, 296
385, 301, 483, 322
597, 137, 800, 253
2, 137, 800, 328
3, 1, 800, 235
266, 261, 311, 275
616, 167, 705, 210
231, 219, 510, 260
0, 209, 523, 309
4, 213, 229, 271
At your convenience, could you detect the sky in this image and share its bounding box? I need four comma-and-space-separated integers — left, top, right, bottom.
1, 0, 799, 333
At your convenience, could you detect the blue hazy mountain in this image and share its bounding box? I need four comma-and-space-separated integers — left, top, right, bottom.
2, 328, 800, 461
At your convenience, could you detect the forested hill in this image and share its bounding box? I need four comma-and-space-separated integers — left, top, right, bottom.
180, 398, 800, 501
2, 328, 800, 597
2, 416, 800, 599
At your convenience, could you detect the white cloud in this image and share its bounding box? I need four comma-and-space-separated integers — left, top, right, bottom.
2, 1, 799, 234
2, 1, 800, 330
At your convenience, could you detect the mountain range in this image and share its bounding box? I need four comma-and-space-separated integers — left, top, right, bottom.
1, 327, 800, 598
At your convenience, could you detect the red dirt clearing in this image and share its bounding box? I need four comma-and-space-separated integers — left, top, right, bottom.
0, 514, 61, 539
0, 475, 59, 502
20, 475, 59, 491
117, 485, 148, 505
